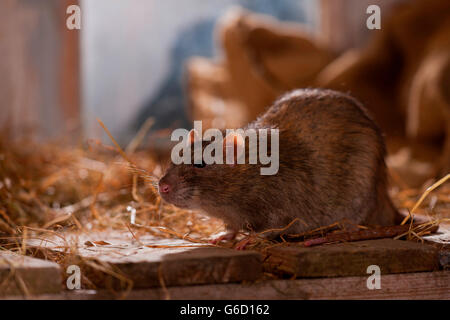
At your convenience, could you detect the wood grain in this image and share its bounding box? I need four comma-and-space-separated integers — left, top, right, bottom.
8, 271, 450, 300
264, 239, 441, 277
0, 251, 62, 297
27, 231, 263, 290
0, 0, 80, 138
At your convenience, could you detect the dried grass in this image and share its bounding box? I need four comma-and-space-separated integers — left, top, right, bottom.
0, 126, 448, 293
0, 127, 223, 294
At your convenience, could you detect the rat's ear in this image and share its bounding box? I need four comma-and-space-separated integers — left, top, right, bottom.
223, 132, 245, 164
187, 128, 201, 145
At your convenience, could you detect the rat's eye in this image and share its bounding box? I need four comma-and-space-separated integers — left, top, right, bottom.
193, 161, 207, 169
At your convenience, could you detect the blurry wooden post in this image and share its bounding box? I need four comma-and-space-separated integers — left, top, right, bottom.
319, 0, 404, 53
0, 0, 80, 140
60, 0, 81, 137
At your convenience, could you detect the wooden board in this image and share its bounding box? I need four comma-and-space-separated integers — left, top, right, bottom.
440, 250, 450, 269
0, 251, 62, 297
8, 271, 450, 300
424, 224, 450, 249
264, 239, 441, 278
0, 0, 80, 139
424, 224, 450, 269
21, 228, 448, 294
28, 231, 262, 290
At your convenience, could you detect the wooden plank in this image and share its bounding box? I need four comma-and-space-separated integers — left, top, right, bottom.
0, 251, 62, 297
59, 0, 81, 134
423, 224, 450, 269
440, 250, 450, 269
8, 271, 450, 300
264, 239, 440, 278
28, 231, 262, 290
0, 0, 80, 138
424, 224, 450, 249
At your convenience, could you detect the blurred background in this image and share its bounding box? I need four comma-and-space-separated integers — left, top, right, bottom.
0, 0, 316, 142
0, 0, 400, 140
0, 0, 449, 183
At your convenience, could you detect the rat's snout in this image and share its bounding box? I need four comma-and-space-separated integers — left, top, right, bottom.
158, 172, 193, 208
158, 181, 171, 194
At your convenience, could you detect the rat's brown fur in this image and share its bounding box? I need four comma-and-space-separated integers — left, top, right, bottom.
159, 89, 398, 237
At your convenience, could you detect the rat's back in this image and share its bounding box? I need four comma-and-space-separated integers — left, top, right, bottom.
252, 89, 397, 234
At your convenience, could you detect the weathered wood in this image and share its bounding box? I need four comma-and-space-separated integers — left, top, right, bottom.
264, 239, 440, 278
424, 224, 450, 249
303, 224, 438, 247
28, 231, 262, 290
423, 225, 450, 269
81, 246, 263, 290
0, 251, 62, 297
7, 271, 450, 300
0, 0, 80, 138
440, 250, 450, 269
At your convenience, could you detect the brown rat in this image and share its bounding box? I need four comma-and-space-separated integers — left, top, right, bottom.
158, 88, 398, 240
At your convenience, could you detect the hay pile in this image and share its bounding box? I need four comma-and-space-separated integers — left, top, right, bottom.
0, 133, 225, 244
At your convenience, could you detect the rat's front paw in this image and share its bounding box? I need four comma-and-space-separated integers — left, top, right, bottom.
209, 231, 237, 244
234, 236, 255, 250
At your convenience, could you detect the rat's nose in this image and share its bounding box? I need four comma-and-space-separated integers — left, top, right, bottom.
158, 182, 171, 194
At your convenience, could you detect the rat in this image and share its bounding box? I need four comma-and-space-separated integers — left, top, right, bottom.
158, 88, 399, 243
